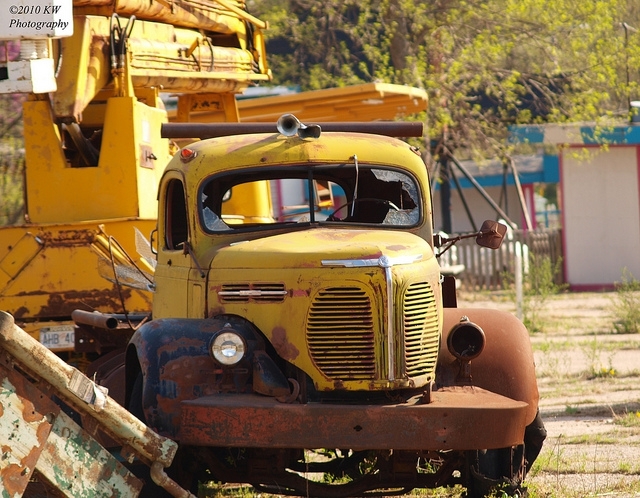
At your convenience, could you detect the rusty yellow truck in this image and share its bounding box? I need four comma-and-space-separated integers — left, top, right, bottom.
0, 111, 543, 497
86, 114, 546, 497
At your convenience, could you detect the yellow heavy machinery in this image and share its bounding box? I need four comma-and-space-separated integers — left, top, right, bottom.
0, 0, 270, 359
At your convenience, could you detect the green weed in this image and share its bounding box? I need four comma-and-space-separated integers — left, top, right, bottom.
613, 410, 640, 428
581, 337, 614, 379
565, 405, 578, 415
503, 254, 567, 333
610, 268, 640, 334
522, 255, 568, 333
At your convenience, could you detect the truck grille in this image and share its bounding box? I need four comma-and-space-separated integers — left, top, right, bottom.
307, 287, 376, 380
307, 282, 440, 383
218, 283, 286, 303
403, 282, 439, 377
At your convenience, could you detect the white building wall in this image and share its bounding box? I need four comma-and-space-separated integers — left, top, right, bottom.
561, 146, 640, 289
432, 185, 527, 234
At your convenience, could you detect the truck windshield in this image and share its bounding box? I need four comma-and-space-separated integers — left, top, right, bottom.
199, 164, 421, 232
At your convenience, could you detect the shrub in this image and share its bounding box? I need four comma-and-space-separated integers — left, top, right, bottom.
610, 268, 640, 334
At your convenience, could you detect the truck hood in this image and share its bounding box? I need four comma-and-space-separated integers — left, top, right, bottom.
211, 228, 434, 270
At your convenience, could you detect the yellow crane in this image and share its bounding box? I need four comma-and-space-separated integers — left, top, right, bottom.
0, 0, 270, 359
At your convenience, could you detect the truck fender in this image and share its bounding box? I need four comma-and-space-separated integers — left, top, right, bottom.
436, 308, 540, 426
126, 315, 289, 438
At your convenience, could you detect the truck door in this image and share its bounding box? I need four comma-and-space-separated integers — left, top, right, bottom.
153, 176, 191, 318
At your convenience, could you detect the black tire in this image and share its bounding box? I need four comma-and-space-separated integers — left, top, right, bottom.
464, 412, 546, 497
128, 372, 145, 422
127, 374, 203, 497
125, 373, 177, 498
524, 410, 547, 472
465, 446, 527, 498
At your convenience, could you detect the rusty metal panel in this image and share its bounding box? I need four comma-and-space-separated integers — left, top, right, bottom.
441, 308, 541, 426
0, 363, 57, 496
0, 314, 191, 497
179, 387, 529, 451
0, 361, 141, 497
0, 312, 178, 468
35, 410, 143, 498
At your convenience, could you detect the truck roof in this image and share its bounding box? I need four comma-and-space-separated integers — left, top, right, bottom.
168, 130, 429, 182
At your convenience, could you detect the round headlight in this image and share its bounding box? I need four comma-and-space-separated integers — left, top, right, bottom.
210, 331, 246, 365
447, 316, 485, 361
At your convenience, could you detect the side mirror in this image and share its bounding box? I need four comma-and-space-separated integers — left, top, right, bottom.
435, 220, 509, 258
475, 220, 508, 250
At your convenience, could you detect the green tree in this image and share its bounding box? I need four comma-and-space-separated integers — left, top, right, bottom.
0, 92, 25, 226
0, 42, 26, 226
252, 0, 640, 157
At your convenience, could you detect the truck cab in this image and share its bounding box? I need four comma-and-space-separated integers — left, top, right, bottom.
125, 116, 545, 497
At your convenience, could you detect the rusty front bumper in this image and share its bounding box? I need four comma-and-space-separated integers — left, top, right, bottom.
178, 386, 529, 451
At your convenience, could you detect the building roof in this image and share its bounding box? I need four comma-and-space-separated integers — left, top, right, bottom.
510, 123, 640, 145
436, 154, 559, 190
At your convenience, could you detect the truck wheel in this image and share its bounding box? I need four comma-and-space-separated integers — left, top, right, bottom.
128, 373, 145, 422
128, 373, 205, 496
127, 374, 179, 498
465, 411, 546, 497
524, 410, 547, 473
465, 446, 527, 498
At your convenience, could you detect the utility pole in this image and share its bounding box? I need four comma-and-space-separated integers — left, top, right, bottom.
439, 153, 452, 233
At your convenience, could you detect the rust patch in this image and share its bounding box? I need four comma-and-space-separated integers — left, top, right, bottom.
2, 463, 27, 496
0, 364, 57, 495
178, 387, 528, 451
12, 307, 29, 320
208, 306, 226, 317
21, 397, 42, 423
270, 326, 299, 360
157, 336, 205, 355
37, 285, 138, 318
309, 230, 364, 241
297, 261, 320, 268
291, 289, 309, 297
157, 356, 214, 414
38, 229, 96, 247
385, 244, 410, 251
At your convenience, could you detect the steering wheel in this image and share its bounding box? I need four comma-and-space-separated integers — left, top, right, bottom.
326, 198, 400, 221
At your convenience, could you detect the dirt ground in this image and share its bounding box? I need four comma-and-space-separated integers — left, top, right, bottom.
457, 290, 640, 497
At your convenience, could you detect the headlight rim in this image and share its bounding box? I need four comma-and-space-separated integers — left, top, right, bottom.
209, 330, 247, 366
